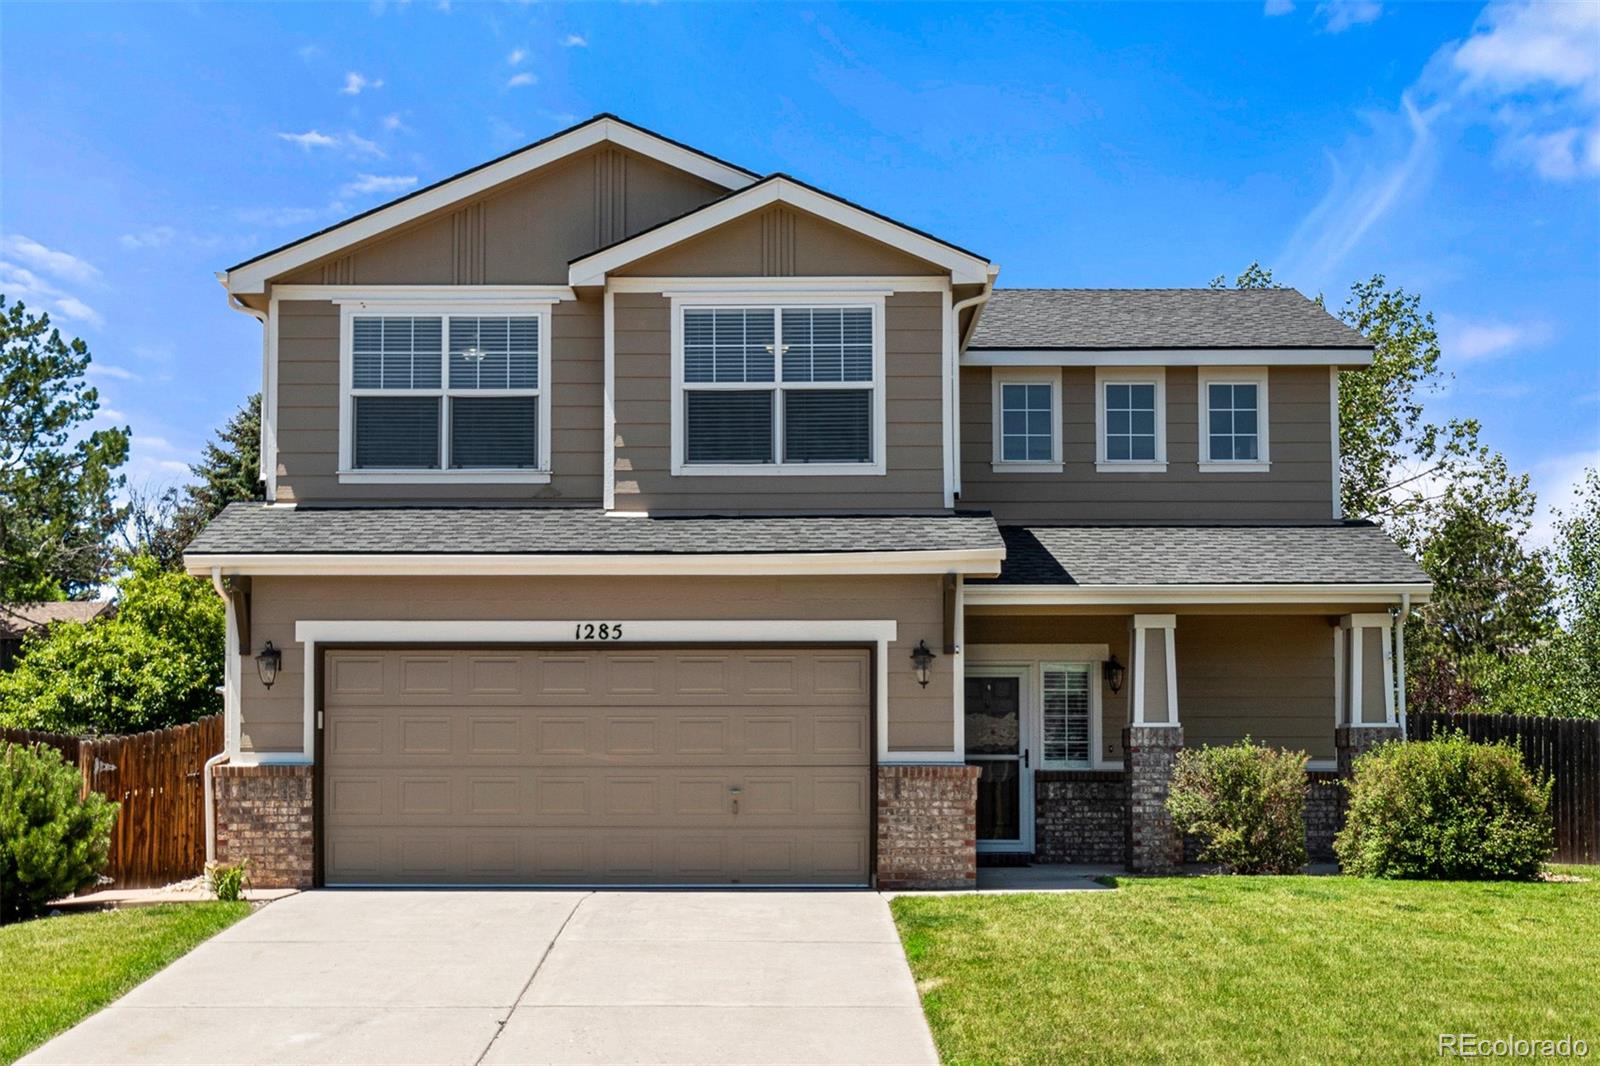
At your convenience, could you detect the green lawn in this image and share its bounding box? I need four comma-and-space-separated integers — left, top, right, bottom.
0, 903, 249, 1064
893, 876, 1600, 1065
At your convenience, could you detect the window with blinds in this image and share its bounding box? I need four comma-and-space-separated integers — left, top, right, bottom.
348, 313, 544, 472
680, 304, 876, 469
1041, 664, 1093, 768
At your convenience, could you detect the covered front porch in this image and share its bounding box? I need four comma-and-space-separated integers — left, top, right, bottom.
958, 524, 1431, 872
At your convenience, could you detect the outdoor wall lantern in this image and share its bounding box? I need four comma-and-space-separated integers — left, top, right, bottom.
255, 641, 282, 690
1103, 653, 1125, 695
910, 640, 937, 688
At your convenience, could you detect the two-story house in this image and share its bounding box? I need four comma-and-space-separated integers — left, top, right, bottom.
186, 115, 1430, 889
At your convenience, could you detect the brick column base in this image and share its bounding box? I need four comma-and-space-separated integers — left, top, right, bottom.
1335, 725, 1398, 777
214, 763, 314, 888
876, 764, 979, 890
1124, 725, 1184, 874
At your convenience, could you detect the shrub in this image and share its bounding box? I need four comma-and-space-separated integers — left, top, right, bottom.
207, 860, 249, 902
1336, 733, 1553, 879
0, 743, 117, 923
1166, 738, 1309, 874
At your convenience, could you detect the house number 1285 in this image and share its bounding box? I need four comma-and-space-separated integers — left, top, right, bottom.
574, 623, 623, 640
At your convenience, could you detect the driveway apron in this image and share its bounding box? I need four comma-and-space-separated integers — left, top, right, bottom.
22, 889, 938, 1066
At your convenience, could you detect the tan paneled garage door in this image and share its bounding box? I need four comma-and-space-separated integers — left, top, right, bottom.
321, 646, 872, 885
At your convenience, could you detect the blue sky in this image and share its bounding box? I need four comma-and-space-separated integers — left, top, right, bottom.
2, 1, 1596, 541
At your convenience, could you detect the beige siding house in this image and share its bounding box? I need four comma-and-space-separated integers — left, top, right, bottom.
187, 114, 1429, 889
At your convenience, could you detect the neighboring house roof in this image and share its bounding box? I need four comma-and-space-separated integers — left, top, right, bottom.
223, 114, 762, 295
567, 172, 992, 286
0, 600, 115, 638
968, 288, 1370, 350
186, 503, 1004, 558
984, 523, 1428, 587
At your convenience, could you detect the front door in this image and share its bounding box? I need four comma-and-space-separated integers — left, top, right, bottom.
964, 669, 1033, 852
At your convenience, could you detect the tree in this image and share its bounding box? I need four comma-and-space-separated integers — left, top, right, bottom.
0, 297, 130, 599
0, 555, 223, 733
122, 394, 262, 567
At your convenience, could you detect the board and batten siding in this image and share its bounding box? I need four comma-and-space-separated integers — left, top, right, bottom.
959, 365, 1336, 523
237, 574, 955, 756
611, 290, 948, 513
271, 296, 603, 505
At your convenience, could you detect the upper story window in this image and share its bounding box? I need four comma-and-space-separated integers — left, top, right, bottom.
339, 306, 552, 483
1094, 367, 1167, 473
991, 368, 1062, 473
1198, 367, 1271, 472
672, 298, 886, 476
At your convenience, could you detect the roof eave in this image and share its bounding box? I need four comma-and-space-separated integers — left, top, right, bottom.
963, 346, 1373, 368
964, 581, 1432, 606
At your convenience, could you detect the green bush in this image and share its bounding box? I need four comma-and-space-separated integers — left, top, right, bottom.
0, 743, 117, 923
1166, 738, 1309, 874
207, 860, 249, 902
1336, 733, 1553, 879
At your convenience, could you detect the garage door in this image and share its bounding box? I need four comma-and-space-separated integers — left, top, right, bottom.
321, 646, 872, 885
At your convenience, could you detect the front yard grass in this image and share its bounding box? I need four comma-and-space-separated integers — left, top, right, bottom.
0, 902, 249, 1064
892, 876, 1600, 1064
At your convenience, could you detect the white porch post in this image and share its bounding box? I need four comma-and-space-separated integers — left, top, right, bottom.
1125, 614, 1182, 872
1129, 614, 1179, 727
1336, 613, 1399, 777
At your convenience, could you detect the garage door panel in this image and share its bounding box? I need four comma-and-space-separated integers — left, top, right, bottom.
323, 647, 871, 885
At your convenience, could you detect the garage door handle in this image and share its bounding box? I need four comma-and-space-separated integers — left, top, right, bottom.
1023, 748, 1029, 769
730, 786, 741, 815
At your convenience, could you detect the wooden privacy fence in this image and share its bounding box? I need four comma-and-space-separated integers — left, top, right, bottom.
1, 715, 224, 888
1409, 711, 1600, 865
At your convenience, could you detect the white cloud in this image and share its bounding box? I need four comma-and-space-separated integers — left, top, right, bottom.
0, 261, 104, 327
97, 407, 126, 422
278, 129, 339, 150
381, 112, 408, 132
1439, 316, 1554, 363
487, 117, 526, 147
1528, 448, 1600, 548
344, 133, 386, 158
1316, 0, 1382, 33
506, 72, 536, 89
341, 71, 383, 95
234, 205, 327, 228
118, 226, 177, 250
88, 363, 139, 382
562, 34, 588, 47
340, 174, 418, 197
1, 234, 100, 284
508, 47, 527, 66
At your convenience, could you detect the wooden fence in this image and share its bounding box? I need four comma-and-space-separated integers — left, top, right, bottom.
2, 715, 224, 888
1409, 711, 1600, 865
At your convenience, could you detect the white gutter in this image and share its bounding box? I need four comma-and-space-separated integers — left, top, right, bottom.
221, 284, 272, 493
184, 548, 1006, 579
1396, 591, 1411, 740
964, 582, 1434, 607
948, 268, 997, 500
205, 568, 233, 865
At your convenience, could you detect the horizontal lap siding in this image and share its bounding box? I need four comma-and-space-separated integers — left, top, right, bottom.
1177, 615, 1336, 760
612, 291, 946, 513
272, 297, 603, 505
959, 365, 1335, 523
240, 574, 953, 756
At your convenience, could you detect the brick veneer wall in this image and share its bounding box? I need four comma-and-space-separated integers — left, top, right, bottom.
1034, 771, 1129, 864
1335, 724, 1398, 775
1124, 726, 1184, 873
214, 763, 314, 888
1305, 770, 1343, 862
876, 764, 979, 890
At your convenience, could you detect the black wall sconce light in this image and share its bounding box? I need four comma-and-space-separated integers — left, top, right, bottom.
1103, 653, 1125, 695
910, 639, 937, 688
255, 641, 282, 690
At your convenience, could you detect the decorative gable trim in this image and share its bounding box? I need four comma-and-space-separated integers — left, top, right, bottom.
568, 175, 993, 287
224, 115, 759, 296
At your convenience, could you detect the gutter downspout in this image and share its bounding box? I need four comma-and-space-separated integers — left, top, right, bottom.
1396, 592, 1411, 740
948, 268, 997, 501
206, 568, 233, 864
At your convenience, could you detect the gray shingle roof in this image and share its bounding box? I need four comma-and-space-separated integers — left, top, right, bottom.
969, 289, 1370, 350
986, 524, 1427, 586
185, 504, 1005, 556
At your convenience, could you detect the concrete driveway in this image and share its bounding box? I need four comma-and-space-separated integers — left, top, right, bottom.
23, 890, 938, 1066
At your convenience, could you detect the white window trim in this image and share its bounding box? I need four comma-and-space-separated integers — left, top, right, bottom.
336, 301, 554, 484
1094, 366, 1167, 473
1197, 366, 1271, 473
964, 662, 1036, 853
965, 644, 1120, 771
668, 293, 887, 477
1039, 660, 1102, 771
991, 367, 1063, 473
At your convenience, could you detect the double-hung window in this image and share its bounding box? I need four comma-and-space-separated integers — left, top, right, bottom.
674, 300, 884, 474
1095, 367, 1167, 473
1198, 367, 1270, 472
1040, 663, 1094, 769
341, 307, 551, 481
991, 369, 1062, 472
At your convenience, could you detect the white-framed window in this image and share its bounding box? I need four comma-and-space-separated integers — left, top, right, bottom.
1198, 366, 1270, 472
1094, 366, 1167, 473
1040, 662, 1095, 769
670, 295, 886, 476
337, 303, 553, 483
991, 368, 1062, 473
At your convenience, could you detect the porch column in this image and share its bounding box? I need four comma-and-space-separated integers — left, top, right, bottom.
1335, 613, 1399, 776
1124, 614, 1183, 873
